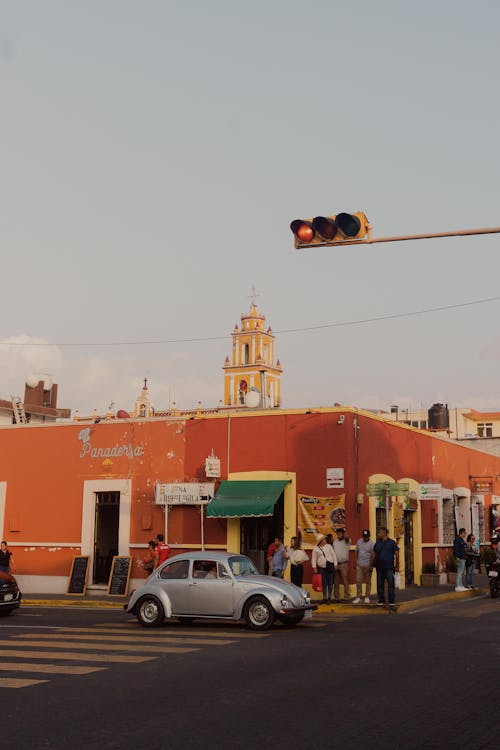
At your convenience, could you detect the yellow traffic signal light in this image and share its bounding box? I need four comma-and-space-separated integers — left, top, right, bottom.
290, 212, 370, 248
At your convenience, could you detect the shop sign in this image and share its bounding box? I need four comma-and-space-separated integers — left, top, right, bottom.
155, 482, 215, 505
78, 428, 144, 460
471, 479, 493, 493
326, 468, 344, 488
205, 454, 221, 478
419, 483, 442, 500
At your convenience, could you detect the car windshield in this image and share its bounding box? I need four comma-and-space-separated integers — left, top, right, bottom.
228, 555, 259, 577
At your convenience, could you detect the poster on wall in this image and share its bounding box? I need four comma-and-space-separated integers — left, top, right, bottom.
298, 494, 346, 547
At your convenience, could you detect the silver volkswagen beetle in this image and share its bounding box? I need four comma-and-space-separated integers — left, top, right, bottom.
125, 551, 316, 630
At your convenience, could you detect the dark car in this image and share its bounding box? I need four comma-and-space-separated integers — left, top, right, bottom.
0, 570, 22, 616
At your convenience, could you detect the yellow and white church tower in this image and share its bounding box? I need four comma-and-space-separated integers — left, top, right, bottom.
223, 300, 282, 408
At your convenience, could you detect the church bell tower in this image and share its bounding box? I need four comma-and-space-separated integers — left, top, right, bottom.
223, 298, 282, 408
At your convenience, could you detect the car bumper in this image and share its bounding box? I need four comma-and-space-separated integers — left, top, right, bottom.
278, 604, 317, 615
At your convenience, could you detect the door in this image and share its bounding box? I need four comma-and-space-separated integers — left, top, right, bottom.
240, 493, 284, 573
93, 492, 120, 584
188, 560, 234, 616
404, 510, 415, 585
159, 558, 191, 614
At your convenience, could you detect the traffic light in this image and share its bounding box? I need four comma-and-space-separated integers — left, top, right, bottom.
290, 212, 370, 248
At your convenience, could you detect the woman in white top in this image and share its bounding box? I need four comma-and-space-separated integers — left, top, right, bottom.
287, 536, 309, 588
312, 535, 338, 603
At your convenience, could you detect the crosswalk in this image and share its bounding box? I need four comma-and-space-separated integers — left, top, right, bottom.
0, 615, 329, 690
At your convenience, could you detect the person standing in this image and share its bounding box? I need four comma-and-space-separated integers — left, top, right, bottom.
372, 527, 399, 607
287, 536, 309, 587
312, 535, 338, 603
332, 527, 351, 601
267, 538, 279, 575
142, 540, 158, 576
0, 541, 14, 576
352, 529, 375, 604
154, 534, 171, 569
453, 527, 467, 591
270, 538, 288, 578
465, 533, 479, 590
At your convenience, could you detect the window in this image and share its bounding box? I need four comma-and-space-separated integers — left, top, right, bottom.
217, 562, 230, 578
419, 420, 428, 429
411, 421, 419, 428
243, 343, 250, 364
477, 422, 493, 438
192, 560, 219, 579
228, 555, 258, 576
160, 560, 189, 580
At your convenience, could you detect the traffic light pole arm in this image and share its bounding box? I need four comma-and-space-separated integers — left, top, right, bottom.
296, 225, 500, 249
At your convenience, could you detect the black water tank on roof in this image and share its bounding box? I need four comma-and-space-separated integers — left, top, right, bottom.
428, 403, 449, 430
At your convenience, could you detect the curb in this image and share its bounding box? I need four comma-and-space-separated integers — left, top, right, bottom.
315, 588, 487, 615
22, 599, 125, 609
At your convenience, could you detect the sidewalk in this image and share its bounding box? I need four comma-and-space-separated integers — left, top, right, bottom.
22, 593, 128, 609
315, 573, 489, 614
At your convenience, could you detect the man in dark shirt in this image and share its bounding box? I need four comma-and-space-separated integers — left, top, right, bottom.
372, 527, 399, 606
453, 527, 467, 591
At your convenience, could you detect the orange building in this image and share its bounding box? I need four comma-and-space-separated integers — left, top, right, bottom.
1, 407, 499, 594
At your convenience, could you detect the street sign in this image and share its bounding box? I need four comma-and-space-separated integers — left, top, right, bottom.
155, 482, 215, 505
366, 483, 386, 496
366, 482, 409, 496
419, 483, 442, 500
389, 483, 409, 495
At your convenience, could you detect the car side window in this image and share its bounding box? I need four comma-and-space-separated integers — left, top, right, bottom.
160, 560, 189, 580
193, 560, 219, 579
217, 563, 230, 578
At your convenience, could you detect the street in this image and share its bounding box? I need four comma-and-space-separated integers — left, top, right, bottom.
1, 597, 498, 750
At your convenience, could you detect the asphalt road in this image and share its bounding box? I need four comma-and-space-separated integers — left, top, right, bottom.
1, 597, 499, 750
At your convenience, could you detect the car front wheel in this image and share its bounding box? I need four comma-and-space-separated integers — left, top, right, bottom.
243, 596, 275, 630
136, 596, 164, 627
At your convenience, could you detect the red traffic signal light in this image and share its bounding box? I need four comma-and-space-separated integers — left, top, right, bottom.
290, 212, 369, 248
290, 220, 314, 243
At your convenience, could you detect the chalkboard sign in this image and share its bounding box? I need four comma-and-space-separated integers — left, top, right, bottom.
67, 556, 90, 595
107, 555, 131, 596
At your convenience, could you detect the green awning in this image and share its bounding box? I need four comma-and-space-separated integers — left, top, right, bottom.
206, 480, 288, 518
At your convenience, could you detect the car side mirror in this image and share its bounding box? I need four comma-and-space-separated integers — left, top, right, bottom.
219, 570, 231, 580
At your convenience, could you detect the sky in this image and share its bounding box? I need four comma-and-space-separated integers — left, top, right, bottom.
1, 0, 500, 415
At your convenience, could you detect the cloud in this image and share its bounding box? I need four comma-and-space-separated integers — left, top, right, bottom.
0, 334, 223, 415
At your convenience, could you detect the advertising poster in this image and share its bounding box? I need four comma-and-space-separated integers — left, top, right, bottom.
298, 494, 346, 547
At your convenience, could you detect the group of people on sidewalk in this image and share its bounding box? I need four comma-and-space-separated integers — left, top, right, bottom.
267, 527, 400, 607
311, 527, 399, 606
453, 528, 480, 591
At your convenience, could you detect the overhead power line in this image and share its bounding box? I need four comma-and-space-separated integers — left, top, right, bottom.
1, 295, 499, 348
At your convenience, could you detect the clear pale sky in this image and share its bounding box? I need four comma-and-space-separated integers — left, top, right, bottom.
1, 1, 500, 414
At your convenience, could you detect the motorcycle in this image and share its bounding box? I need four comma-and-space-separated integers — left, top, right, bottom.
487, 559, 500, 598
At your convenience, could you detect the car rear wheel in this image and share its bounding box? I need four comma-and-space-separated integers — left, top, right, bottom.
278, 613, 304, 627
136, 596, 164, 627
0, 607, 16, 617
243, 596, 275, 630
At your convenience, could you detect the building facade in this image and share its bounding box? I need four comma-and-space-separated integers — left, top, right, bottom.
1, 407, 499, 595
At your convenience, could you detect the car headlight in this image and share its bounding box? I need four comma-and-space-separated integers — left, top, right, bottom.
280, 595, 292, 607
303, 591, 311, 605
